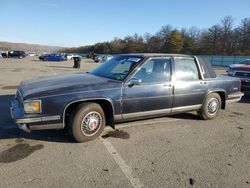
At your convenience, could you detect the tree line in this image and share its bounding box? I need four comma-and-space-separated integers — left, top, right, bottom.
62, 16, 250, 55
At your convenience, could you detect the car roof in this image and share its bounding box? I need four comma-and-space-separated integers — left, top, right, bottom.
120, 53, 193, 58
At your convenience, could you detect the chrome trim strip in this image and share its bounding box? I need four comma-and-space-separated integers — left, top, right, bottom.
174, 92, 205, 97
120, 104, 203, 120
41, 115, 61, 121
16, 115, 61, 124
226, 92, 244, 103
123, 108, 171, 119
29, 123, 63, 130
16, 117, 42, 124
194, 56, 205, 80
227, 92, 244, 100
114, 114, 122, 121
17, 89, 24, 104
122, 95, 173, 101
62, 98, 115, 128
171, 104, 202, 113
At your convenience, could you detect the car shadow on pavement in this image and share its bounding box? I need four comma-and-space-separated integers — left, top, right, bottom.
168, 113, 201, 120
0, 94, 74, 143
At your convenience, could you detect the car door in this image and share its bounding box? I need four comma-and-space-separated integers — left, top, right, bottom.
172, 57, 207, 112
121, 57, 174, 119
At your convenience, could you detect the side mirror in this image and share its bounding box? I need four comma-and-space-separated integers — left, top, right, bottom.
127, 77, 142, 87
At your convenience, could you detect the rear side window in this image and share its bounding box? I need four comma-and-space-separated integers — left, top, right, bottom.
174, 58, 199, 81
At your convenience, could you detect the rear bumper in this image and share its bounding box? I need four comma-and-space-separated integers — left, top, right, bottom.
10, 99, 63, 132
226, 92, 244, 103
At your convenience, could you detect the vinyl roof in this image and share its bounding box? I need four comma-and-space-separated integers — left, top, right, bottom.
121, 53, 193, 58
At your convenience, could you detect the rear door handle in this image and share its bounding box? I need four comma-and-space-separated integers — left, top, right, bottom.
200, 81, 207, 85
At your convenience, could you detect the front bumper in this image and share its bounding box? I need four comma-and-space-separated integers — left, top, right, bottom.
10, 98, 62, 132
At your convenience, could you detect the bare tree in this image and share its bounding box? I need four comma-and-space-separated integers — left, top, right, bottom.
238, 18, 250, 54
220, 16, 234, 54
208, 25, 222, 54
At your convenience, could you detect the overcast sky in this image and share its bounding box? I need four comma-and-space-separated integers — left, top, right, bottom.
0, 0, 249, 47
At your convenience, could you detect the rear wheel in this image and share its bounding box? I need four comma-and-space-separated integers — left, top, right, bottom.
69, 103, 105, 142
198, 93, 221, 120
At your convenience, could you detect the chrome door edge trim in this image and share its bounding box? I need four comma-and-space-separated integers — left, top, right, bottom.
29, 123, 64, 131
171, 104, 202, 113
123, 108, 171, 119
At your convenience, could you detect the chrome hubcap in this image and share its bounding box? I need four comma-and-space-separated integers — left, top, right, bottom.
207, 98, 219, 115
81, 111, 102, 136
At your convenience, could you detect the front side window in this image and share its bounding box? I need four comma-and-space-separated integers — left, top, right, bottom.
174, 58, 199, 81
91, 56, 143, 81
133, 58, 171, 84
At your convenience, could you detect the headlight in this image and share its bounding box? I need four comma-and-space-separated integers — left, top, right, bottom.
23, 100, 42, 113
227, 68, 235, 76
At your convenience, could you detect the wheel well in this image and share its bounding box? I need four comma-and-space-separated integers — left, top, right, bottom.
64, 100, 115, 129
216, 91, 226, 109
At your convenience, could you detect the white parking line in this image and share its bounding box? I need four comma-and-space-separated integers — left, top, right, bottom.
100, 137, 144, 188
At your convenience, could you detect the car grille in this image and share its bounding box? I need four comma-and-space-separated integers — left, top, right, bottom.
234, 71, 250, 78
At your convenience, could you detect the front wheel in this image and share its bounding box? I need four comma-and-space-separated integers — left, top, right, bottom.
70, 103, 106, 142
198, 93, 221, 120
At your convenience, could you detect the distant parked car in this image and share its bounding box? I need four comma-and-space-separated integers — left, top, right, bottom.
1, 52, 8, 58
94, 55, 113, 63
66, 54, 81, 60
28, 53, 38, 57
39, 54, 64, 61
227, 59, 250, 90
94, 55, 103, 62
8, 51, 26, 59
101, 55, 113, 63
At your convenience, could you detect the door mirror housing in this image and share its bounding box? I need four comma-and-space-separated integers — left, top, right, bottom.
127, 77, 142, 87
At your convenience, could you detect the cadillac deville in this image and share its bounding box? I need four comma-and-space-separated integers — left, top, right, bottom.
11, 54, 244, 142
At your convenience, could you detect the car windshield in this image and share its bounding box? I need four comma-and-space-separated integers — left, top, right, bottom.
91, 56, 144, 81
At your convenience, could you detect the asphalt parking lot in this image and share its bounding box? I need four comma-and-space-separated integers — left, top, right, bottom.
0, 57, 249, 188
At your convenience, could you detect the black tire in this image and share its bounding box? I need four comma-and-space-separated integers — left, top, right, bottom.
198, 93, 221, 120
70, 102, 105, 142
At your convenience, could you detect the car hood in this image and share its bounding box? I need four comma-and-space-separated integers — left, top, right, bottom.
229, 64, 250, 71
18, 73, 121, 99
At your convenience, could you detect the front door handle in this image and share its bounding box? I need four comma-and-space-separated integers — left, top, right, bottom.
163, 84, 173, 87
163, 83, 174, 93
